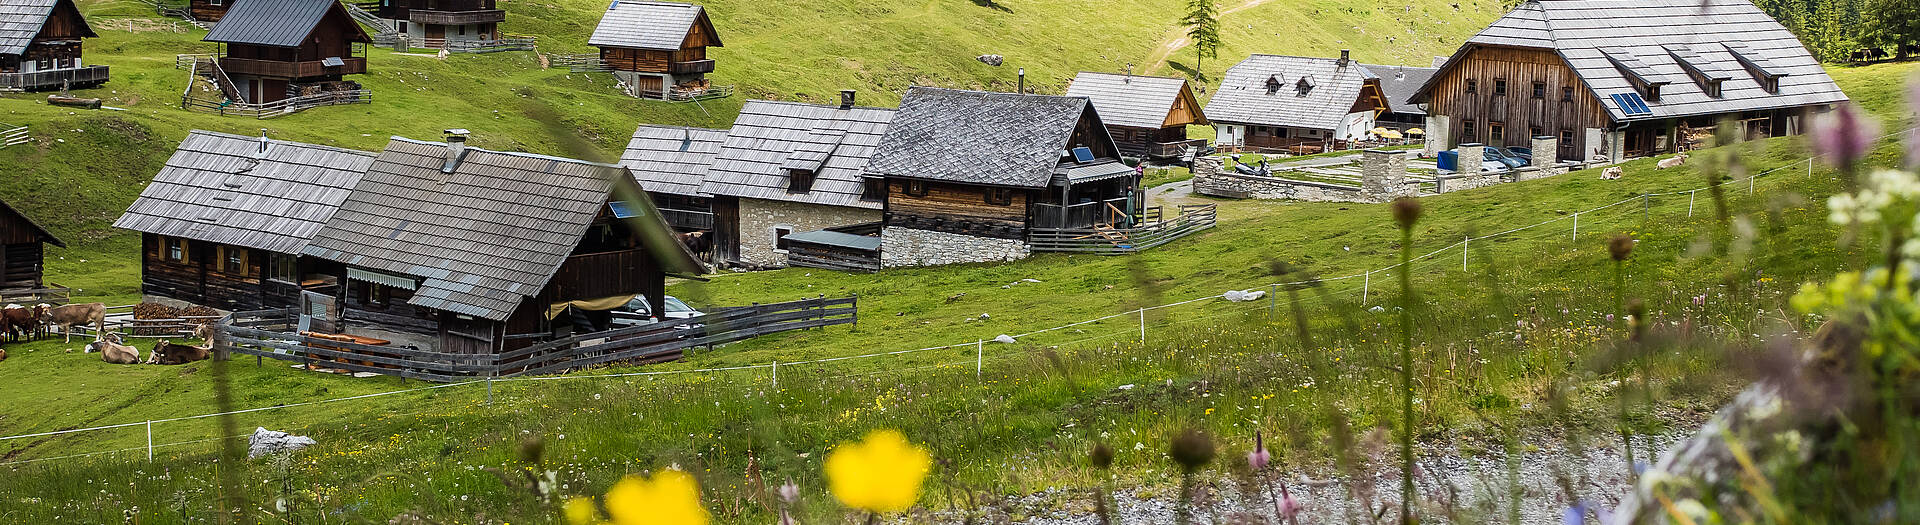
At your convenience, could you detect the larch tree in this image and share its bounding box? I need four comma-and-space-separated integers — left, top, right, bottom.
1182, 0, 1221, 78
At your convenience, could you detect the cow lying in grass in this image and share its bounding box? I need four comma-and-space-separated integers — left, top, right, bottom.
150, 339, 211, 365
86, 333, 143, 365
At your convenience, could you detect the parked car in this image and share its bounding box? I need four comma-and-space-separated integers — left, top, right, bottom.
610, 295, 704, 328
1484, 146, 1527, 169
1503, 146, 1533, 164
1481, 159, 1511, 173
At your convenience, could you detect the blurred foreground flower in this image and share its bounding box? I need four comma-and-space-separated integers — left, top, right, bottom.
825, 429, 932, 514
1813, 103, 1880, 169
566, 469, 709, 525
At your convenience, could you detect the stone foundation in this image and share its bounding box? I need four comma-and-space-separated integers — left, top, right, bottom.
880, 227, 1029, 268
736, 198, 882, 269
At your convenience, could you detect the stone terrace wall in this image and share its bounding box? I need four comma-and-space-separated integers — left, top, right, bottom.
880, 227, 1029, 268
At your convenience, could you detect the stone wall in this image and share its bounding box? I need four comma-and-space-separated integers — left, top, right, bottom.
1358, 149, 1414, 203
736, 198, 883, 269
880, 227, 1029, 268
1423, 115, 1451, 158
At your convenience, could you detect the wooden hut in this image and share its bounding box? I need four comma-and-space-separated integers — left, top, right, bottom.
1410, 0, 1849, 162
864, 86, 1133, 268
201, 0, 370, 104
1204, 51, 1389, 154
113, 130, 375, 310
187, 0, 233, 23
695, 92, 893, 269
299, 132, 708, 354
620, 124, 726, 235
587, 0, 721, 99
0, 198, 63, 292
1063, 71, 1207, 159
0, 0, 106, 91
375, 0, 507, 49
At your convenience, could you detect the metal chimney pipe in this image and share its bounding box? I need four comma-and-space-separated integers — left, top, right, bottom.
1018, 68, 1026, 94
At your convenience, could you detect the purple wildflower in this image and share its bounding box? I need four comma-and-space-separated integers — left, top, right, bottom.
1277, 483, 1303, 520
1813, 104, 1881, 169
1564, 502, 1587, 525
778, 478, 799, 503
1248, 432, 1271, 471
1692, 293, 1706, 306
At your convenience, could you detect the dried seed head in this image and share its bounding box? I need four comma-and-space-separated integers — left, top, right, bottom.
1608, 234, 1634, 262
1168, 429, 1216, 473
1391, 197, 1422, 230
516, 435, 544, 465
1091, 443, 1115, 470
1627, 299, 1647, 342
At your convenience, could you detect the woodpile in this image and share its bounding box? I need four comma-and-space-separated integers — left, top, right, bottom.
133, 302, 179, 320
181, 305, 217, 317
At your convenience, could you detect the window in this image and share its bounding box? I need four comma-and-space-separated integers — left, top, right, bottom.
217, 246, 248, 275
1705, 80, 1723, 98
1529, 126, 1543, 139
209, 0, 222, 5
1560, 129, 1576, 152
1532, 81, 1546, 99
268, 254, 297, 282
457, 25, 467, 36
786, 169, 816, 193
1252, 126, 1272, 137
860, 178, 887, 202
906, 180, 928, 197
1488, 121, 1505, 143
1762, 77, 1779, 94
164, 237, 189, 263
363, 283, 390, 307
772, 227, 793, 252
1494, 78, 1508, 96
1561, 87, 1574, 101
1645, 84, 1662, 101
1465, 79, 1478, 94
1462, 120, 1477, 140
985, 188, 1014, 206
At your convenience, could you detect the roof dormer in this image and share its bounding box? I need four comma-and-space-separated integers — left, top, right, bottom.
1722, 41, 1786, 94
1602, 47, 1668, 101
1664, 44, 1732, 98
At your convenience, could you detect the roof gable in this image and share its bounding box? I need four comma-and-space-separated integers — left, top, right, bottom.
699, 100, 894, 208
1063, 72, 1206, 129
114, 130, 375, 254
0, 198, 63, 247
866, 87, 1114, 188
588, 1, 722, 51
204, 0, 370, 48
1360, 64, 1439, 115
0, 0, 93, 56
1203, 55, 1379, 130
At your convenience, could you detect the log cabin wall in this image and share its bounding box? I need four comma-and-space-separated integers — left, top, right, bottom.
1426, 46, 1611, 156
1, 242, 43, 289
884, 179, 1033, 240
339, 276, 439, 335
190, 0, 232, 22
138, 234, 295, 310
1108, 125, 1186, 157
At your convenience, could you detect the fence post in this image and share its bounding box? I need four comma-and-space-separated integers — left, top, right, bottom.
1643, 194, 1651, 221
1462, 235, 1469, 272
1138, 308, 1147, 343
1749, 172, 1754, 194
851, 293, 858, 328
771, 360, 778, 390
1363, 270, 1371, 306
1572, 212, 1579, 242
1267, 283, 1276, 319
486, 374, 493, 405
1688, 190, 1696, 217
976, 340, 983, 381
145, 420, 153, 462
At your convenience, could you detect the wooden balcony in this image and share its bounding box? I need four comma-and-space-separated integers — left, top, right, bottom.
218, 57, 365, 80
0, 65, 109, 91
409, 8, 505, 25
670, 59, 715, 75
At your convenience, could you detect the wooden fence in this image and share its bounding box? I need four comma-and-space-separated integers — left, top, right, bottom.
0, 285, 68, 305
1028, 204, 1217, 254
181, 88, 373, 119
212, 296, 857, 382
0, 123, 27, 148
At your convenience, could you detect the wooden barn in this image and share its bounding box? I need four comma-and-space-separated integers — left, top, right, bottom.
587, 0, 721, 99
186, 0, 233, 23
201, 0, 370, 104
1063, 71, 1207, 159
1411, 0, 1849, 162
1360, 63, 1439, 132
695, 92, 893, 269
0, 198, 63, 292
1204, 52, 1390, 154
375, 0, 507, 49
620, 124, 726, 237
865, 86, 1135, 267
113, 130, 375, 311
0, 0, 107, 91
298, 132, 707, 354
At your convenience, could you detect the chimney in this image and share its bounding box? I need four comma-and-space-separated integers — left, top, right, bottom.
1124, 63, 1133, 83
839, 89, 856, 109
1338, 49, 1350, 67
1018, 68, 1026, 94
255, 128, 269, 157
441, 129, 471, 174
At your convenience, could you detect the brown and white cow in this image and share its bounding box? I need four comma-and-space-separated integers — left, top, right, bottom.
47, 302, 106, 343
0, 304, 34, 343
88, 333, 143, 365
151, 340, 210, 365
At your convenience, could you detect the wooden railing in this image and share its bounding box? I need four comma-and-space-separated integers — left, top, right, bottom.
438, 36, 537, 53
0, 285, 70, 305
1028, 204, 1217, 254
1032, 197, 1135, 229
212, 296, 858, 382
0, 123, 27, 148
409, 8, 506, 25
548, 53, 609, 72
182, 88, 373, 119
0, 65, 110, 91
218, 57, 367, 79
1147, 139, 1209, 159
670, 59, 715, 75
659, 207, 716, 230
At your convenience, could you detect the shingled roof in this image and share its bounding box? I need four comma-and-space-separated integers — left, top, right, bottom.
699, 100, 894, 209
0, 0, 92, 56
866, 87, 1115, 189
1414, 0, 1847, 122
588, 0, 720, 50
1360, 64, 1438, 116
1063, 72, 1204, 129
0, 199, 63, 248
114, 130, 373, 255
621, 125, 726, 197
204, 0, 369, 48
302, 137, 705, 321
1204, 55, 1383, 131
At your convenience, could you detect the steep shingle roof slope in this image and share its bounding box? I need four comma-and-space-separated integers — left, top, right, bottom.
1204, 55, 1379, 131
588, 1, 717, 50
303, 138, 702, 321
699, 100, 894, 209
1360, 64, 1438, 116
621, 125, 726, 197
115, 131, 374, 255
204, 0, 368, 47
866, 87, 1110, 188
1427, 0, 1847, 122
1063, 72, 1198, 129
0, 0, 89, 56
0, 199, 63, 247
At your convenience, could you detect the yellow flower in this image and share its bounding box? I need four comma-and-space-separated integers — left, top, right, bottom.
599, 470, 709, 525
565, 498, 601, 525
825, 429, 932, 514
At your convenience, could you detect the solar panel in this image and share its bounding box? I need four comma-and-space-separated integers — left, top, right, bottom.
1609, 93, 1652, 116
1071, 147, 1094, 163
608, 201, 641, 219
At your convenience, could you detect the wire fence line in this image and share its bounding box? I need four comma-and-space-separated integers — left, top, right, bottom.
0, 132, 1900, 465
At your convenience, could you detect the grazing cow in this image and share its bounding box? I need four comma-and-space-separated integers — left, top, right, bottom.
151, 340, 210, 365
47, 302, 106, 343
1601, 166, 1625, 180
88, 334, 142, 365
0, 348, 7, 362
1657, 154, 1689, 169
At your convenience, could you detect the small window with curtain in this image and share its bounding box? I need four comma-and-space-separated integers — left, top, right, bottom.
985, 188, 1014, 206
165, 237, 189, 263
217, 246, 248, 276
906, 180, 928, 197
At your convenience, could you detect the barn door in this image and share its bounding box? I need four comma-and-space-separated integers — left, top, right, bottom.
300, 290, 336, 334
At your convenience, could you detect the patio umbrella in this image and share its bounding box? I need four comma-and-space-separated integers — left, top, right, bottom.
1379, 129, 1404, 140
1406, 128, 1425, 136
1371, 127, 1391, 136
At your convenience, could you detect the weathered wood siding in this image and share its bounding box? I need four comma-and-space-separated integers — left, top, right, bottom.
1108, 125, 1187, 158
139, 234, 298, 310
599, 47, 705, 73
1426, 45, 1611, 156
189, 0, 231, 22
884, 180, 1033, 239
1, 243, 43, 289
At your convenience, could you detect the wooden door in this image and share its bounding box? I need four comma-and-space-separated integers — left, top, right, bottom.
425, 24, 444, 40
